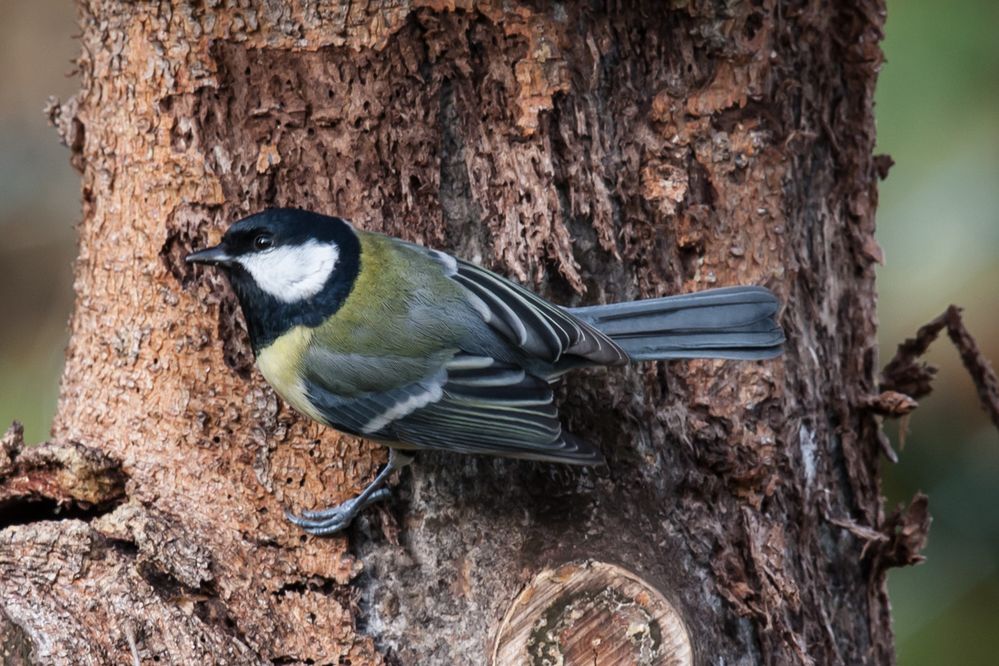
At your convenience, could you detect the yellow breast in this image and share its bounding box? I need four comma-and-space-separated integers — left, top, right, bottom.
255, 326, 325, 423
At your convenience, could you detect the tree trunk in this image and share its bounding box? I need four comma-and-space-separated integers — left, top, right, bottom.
0, 1, 904, 664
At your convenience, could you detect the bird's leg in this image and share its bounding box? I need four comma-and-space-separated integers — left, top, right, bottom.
284, 449, 414, 536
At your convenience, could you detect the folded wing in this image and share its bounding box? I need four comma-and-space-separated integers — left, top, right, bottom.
302, 350, 602, 464
413, 244, 627, 367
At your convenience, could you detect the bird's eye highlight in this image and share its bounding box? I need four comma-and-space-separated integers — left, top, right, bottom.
253, 233, 273, 251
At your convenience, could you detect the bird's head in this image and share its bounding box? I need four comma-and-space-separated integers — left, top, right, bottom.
187, 208, 360, 348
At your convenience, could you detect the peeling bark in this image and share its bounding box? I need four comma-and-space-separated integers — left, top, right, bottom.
2, 1, 903, 664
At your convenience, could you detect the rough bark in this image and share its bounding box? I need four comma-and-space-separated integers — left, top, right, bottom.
2, 1, 902, 664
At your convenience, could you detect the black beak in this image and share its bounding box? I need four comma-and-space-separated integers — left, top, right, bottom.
186, 244, 233, 266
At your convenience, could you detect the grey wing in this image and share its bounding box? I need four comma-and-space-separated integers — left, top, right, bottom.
302, 350, 602, 464
301, 370, 445, 438
390, 355, 602, 464
414, 245, 627, 367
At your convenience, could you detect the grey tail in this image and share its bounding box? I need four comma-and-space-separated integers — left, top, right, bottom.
569, 286, 784, 362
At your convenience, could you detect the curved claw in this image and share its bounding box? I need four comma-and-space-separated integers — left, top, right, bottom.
284, 488, 393, 536
284, 510, 351, 536
300, 498, 358, 520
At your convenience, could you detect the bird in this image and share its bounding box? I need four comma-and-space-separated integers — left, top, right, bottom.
187, 208, 784, 536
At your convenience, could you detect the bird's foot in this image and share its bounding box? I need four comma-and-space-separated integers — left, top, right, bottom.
284, 488, 392, 536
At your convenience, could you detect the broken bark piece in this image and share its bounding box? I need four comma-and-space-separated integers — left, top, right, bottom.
877, 493, 931, 569
828, 493, 930, 570
93, 501, 214, 590
0, 422, 23, 473
493, 560, 692, 666
0, 422, 126, 526
859, 391, 918, 417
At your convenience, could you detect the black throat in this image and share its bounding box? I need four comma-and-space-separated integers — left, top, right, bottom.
224, 217, 361, 352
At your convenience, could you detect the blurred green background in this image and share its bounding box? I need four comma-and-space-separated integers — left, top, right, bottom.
876, 1, 999, 664
0, 1, 996, 662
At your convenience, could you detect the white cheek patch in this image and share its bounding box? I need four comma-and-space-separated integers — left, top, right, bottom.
237, 241, 340, 302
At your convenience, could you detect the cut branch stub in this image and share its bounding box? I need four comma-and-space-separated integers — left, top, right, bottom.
493, 560, 692, 666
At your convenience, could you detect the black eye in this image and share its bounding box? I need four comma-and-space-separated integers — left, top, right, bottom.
253, 233, 273, 251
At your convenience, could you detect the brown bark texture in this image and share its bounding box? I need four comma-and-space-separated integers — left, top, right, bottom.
1, 0, 906, 664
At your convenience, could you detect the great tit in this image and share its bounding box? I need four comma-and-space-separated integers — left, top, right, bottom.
187, 208, 784, 535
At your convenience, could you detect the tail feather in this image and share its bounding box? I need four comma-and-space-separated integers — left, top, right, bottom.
569, 286, 784, 362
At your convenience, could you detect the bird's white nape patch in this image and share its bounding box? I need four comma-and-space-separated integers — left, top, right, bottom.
237, 240, 340, 302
